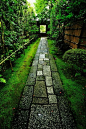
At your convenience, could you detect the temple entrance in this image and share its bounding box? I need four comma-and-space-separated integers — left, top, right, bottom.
36, 20, 50, 37
40, 25, 46, 33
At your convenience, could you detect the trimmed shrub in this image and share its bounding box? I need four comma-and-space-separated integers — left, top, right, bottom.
63, 49, 86, 73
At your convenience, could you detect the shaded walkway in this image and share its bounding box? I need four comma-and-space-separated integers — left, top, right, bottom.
12, 38, 76, 129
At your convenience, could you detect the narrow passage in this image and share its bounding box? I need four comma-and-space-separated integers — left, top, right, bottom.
12, 37, 76, 129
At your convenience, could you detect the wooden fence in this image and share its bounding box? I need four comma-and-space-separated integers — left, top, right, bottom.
63, 19, 86, 49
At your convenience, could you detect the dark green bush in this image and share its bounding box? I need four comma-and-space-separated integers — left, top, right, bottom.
63, 49, 86, 73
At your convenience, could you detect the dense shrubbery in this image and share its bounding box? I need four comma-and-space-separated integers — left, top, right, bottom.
63, 49, 86, 73
0, 0, 39, 74
49, 0, 86, 47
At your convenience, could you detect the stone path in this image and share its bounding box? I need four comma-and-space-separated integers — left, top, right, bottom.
12, 37, 76, 129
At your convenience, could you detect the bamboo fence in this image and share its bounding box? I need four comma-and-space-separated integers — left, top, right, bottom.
63, 19, 86, 49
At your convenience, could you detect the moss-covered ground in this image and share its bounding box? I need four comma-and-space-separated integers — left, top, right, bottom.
0, 38, 40, 129
48, 39, 86, 129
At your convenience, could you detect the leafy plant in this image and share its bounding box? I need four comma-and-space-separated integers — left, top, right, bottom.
0, 75, 6, 83
63, 49, 86, 73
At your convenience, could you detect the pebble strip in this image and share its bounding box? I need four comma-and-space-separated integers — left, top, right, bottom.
12, 37, 76, 129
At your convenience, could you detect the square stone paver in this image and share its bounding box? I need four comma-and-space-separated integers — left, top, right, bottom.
44, 60, 49, 66
37, 71, 43, 76
48, 95, 57, 104
38, 64, 43, 69
47, 87, 54, 94
39, 58, 43, 61
39, 60, 44, 65
43, 66, 50, 71
30, 66, 37, 73
46, 77, 53, 86
50, 60, 58, 72
34, 81, 47, 97
44, 58, 49, 61
43, 71, 51, 76
36, 75, 45, 81
39, 54, 45, 59
32, 97, 48, 104
26, 77, 35, 86
32, 60, 38, 66
43, 66, 51, 76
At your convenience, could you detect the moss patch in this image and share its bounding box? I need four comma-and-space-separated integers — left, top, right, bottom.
48, 39, 86, 129
0, 38, 40, 129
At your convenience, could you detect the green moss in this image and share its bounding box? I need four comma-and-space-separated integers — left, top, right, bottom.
48, 39, 86, 129
0, 38, 40, 129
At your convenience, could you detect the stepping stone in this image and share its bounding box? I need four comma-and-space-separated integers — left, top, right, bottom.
39, 60, 44, 65
19, 86, 33, 109
43, 66, 51, 76
28, 104, 62, 129
29, 73, 36, 78
57, 96, 76, 128
32, 97, 48, 104
43, 70, 51, 76
50, 60, 58, 71
32, 60, 38, 66
46, 76, 53, 86
26, 77, 35, 86
12, 110, 30, 129
34, 57, 39, 60
52, 72, 64, 96
34, 81, 47, 97
30, 66, 37, 73
49, 54, 54, 60
35, 54, 39, 57
39, 58, 43, 61
36, 49, 40, 54
44, 60, 50, 65
44, 58, 49, 61
36, 75, 45, 81
39, 54, 45, 59
38, 64, 42, 69
48, 95, 57, 104
47, 87, 54, 94
37, 71, 43, 75
43, 65, 50, 71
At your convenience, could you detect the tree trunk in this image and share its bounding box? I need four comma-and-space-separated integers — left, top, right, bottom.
1, 19, 5, 56
1, 19, 6, 72
6, 47, 13, 72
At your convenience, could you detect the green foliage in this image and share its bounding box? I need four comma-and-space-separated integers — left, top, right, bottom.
0, 38, 40, 129
49, 0, 86, 43
34, 0, 50, 22
48, 39, 86, 129
40, 25, 46, 33
0, 0, 39, 71
63, 49, 86, 72
0, 75, 6, 83
0, 78, 6, 83
34, 0, 48, 14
